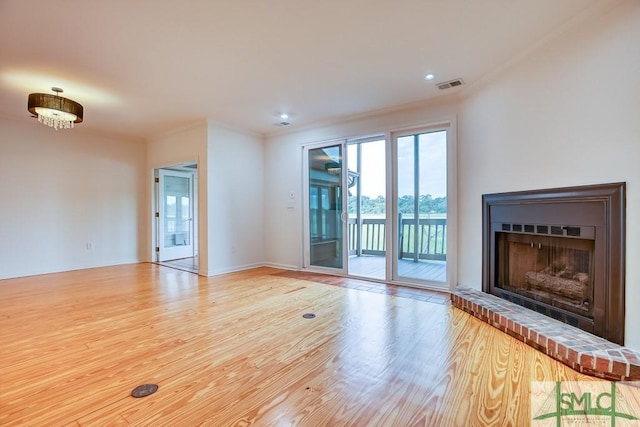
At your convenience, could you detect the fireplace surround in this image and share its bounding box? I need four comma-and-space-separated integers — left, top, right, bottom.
482, 183, 625, 344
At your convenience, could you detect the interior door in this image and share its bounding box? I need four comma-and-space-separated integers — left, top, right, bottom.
303, 142, 348, 273
158, 169, 194, 261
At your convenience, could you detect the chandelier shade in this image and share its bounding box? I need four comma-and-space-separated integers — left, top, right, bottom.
27, 88, 83, 130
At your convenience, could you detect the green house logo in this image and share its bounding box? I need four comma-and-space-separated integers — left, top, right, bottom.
531, 381, 640, 426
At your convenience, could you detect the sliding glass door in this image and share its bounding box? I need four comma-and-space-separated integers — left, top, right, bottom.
302, 123, 454, 288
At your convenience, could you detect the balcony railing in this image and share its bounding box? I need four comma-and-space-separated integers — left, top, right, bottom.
348, 216, 447, 261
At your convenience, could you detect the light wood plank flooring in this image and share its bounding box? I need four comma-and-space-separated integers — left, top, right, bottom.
0, 264, 602, 426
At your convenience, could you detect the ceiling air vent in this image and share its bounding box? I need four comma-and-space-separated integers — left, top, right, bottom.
565, 227, 581, 237
551, 226, 564, 235
536, 225, 549, 234
437, 78, 464, 90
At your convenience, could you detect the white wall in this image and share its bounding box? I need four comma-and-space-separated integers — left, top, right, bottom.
0, 118, 146, 279
264, 99, 458, 270
206, 122, 264, 274
457, 0, 640, 349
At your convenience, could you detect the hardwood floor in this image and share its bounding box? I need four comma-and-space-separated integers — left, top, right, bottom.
0, 264, 604, 426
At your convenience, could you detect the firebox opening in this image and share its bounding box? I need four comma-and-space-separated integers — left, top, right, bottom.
495, 229, 595, 319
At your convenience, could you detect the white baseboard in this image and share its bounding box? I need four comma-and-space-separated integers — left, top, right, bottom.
204, 262, 266, 276
262, 262, 300, 271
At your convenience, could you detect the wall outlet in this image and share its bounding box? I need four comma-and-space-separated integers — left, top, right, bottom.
86, 242, 93, 250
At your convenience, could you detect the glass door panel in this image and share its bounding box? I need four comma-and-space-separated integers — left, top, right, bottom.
159, 169, 194, 261
307, 144, 346, 270
394, 130, 447, 284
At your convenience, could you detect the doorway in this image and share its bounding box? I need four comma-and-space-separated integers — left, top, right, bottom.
154, 164, 198, 274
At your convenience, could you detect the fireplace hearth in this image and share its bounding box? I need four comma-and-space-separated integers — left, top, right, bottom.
482, 183, 625, 344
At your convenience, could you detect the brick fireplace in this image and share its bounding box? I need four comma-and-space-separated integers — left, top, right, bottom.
450, 182, 638, 380
482, 183, 625, 345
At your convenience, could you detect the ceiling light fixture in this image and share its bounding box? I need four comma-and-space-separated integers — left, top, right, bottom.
278, 112, 291, 126
27, 87, 83, 130
424, 74, 435, 81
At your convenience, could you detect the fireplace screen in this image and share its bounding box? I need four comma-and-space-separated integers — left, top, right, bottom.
483, 183, 625, 344
495, 231, 595, 319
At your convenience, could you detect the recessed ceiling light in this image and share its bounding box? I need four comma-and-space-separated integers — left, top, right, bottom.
280, 113, 289, 120
424, 74, 435, 81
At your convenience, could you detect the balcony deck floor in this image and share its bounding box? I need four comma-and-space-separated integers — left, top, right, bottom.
348, 255, 447, 283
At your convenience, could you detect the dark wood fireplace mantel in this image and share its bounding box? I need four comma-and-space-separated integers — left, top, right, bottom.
482, 182, 625, 344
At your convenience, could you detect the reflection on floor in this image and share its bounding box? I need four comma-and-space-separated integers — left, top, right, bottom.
274, 269, 451, 304
157, 256, 198, 274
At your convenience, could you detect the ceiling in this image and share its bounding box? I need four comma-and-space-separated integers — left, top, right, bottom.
0, 0, 613, 140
